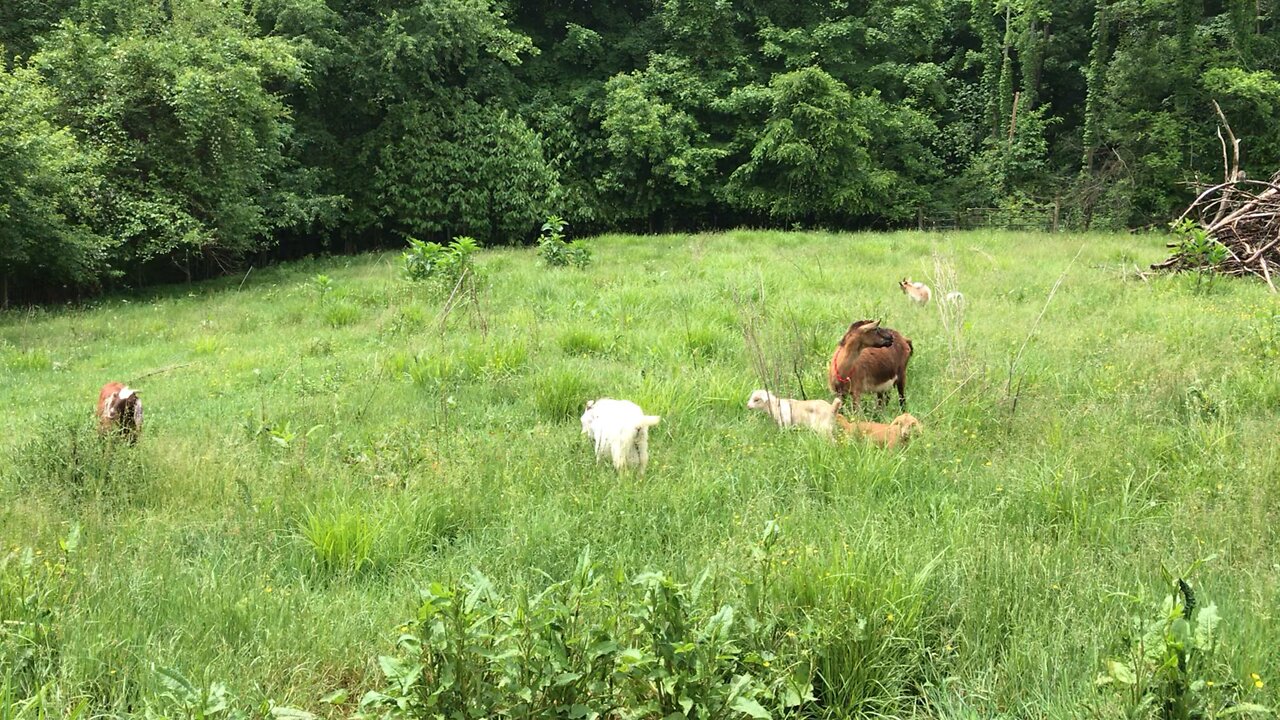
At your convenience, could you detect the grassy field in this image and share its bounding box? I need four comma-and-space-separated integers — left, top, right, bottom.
2, 230, 1278, 718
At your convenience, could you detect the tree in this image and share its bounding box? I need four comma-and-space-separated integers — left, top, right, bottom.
33, 0, 323, 281
726, 67, 893, 224
372, 98, 558, 243
0, 62, 106, 305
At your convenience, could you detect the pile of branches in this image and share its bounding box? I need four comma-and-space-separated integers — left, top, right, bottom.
1153, 102, 1280, 291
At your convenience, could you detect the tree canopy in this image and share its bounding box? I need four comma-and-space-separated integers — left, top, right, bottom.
2, 0, 1278, 301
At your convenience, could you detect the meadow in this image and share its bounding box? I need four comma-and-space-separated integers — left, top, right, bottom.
2, 230, 1278, 718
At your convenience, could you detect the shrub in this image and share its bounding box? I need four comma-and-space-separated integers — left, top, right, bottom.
402, 236, 479, 287
538, 216, 591, 269
357, 552, 814, 720
1169, 219, 1228, 294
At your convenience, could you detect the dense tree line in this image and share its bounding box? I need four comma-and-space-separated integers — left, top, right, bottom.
2, 0, 1277, 302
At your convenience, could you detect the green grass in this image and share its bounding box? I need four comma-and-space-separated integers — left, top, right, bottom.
2, 231, 1279, 716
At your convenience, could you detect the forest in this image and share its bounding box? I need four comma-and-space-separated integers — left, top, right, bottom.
2, 0, 1278, 301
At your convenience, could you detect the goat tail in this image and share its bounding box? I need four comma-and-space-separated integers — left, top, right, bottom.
638, 415, 662, 428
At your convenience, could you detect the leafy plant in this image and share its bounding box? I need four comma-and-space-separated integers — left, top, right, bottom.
1169, 219, 1228, 294
1096, 574, 1272, 719
357, 550, 813, 720
312, 274, 334, 298
153, 667, 245, 720
538, 216, 591, 269
402, 236, 480, 288
1248, 312, 1280, 360
0, 526, 80, 698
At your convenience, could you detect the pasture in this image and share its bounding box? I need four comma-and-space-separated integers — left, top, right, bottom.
2, 230, 1278, 717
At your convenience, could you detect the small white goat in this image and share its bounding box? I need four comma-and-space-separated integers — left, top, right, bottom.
899, 278, 932, 305
943, 290, 965, 305
580, 398, 661, 472
746, 390, 843, 438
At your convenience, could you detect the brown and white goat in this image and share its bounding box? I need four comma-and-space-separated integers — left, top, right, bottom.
96, 382, 143, 442
899, 278, 932, 305
828, 319, 913, 413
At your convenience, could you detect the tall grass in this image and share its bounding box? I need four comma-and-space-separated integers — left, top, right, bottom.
1, 231, 1278, 716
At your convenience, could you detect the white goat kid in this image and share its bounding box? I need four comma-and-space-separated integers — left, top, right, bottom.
746, 390, 842, 438
580, 398, 661, 472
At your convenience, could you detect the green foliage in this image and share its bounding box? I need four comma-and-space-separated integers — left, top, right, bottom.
5, 0, 1280, 296
1169, 219, 1228, 293
4, 222, 1280, 717
357, 552, 813, 720
0, 526, 80, 698
152, 667, 245, 720
401, 236, 479, 288
31, 2, 325, 278
600, 61, 727, 224
298, 507, 381, 578
0, 63, 106, 300
6, 412, 149, 504
374, 100, 557, 244
727, 67, 891, 223
538, 216, 591, 269
531, 365, 596, 421
1096, 576, 1273, 719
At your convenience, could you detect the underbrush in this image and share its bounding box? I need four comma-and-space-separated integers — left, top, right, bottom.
5, 411, 154, 508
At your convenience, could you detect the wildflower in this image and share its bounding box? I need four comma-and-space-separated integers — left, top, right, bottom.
763, 661, 771, 668
1206, 680, 1214, 687
265, 586, 274, 593
886, 613, 895, 622
1256, 679, 1265, 689
984, 461, 992, 467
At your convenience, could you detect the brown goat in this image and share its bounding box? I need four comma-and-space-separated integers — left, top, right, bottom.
828, 320, 913, 412
837, 413, 923, 448
96, 382, 143, 443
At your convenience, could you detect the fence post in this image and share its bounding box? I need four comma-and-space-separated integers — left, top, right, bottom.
1052, 198, 1061, 233
917, 207, 924, 231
